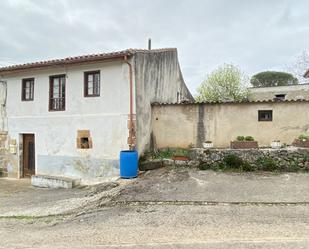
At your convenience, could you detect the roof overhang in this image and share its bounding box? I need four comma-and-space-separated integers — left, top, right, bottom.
0, 50, 133, 75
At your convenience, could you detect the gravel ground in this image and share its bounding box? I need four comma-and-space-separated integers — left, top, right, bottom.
0, 204, 308, 248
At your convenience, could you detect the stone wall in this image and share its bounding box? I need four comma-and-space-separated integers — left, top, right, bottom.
189, 147, 309, 171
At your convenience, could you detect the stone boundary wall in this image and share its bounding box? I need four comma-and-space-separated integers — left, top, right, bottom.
188, 147, 309, 171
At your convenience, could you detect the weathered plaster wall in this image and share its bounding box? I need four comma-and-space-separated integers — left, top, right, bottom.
248, 84, 309, 101
2, 61, 131, 182
134, 50, 193, 155
152, 102, 309, 148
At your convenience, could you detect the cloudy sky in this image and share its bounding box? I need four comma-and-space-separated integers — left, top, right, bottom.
0, 0, 308, 93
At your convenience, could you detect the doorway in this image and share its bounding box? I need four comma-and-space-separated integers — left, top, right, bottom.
22, 134, 35, 177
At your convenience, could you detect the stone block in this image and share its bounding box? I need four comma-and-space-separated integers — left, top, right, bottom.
139, 159, 163, 171
31, 175, 81, 189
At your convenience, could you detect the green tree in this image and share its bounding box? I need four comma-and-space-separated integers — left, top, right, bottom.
250, 71, 298, 87
196, 64, 249, 102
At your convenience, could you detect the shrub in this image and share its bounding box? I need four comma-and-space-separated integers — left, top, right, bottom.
244, 136, 254, 141
223, 154, 244, 169
298, 134, 309, 141
236, 136, 245, 141
198, 163, 211, 170
241, 161, 255, 171
256, 157, 278, 171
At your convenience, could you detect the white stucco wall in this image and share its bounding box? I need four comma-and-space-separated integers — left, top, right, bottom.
2, 60, 132, 182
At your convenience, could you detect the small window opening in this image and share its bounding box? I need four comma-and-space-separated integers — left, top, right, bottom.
80, 137, 89, 149
77, 130, 92, 149
274, 94, 286, 100
258, 110, 273, 122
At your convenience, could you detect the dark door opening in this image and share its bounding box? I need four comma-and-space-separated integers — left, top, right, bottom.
23, 134, 35, 177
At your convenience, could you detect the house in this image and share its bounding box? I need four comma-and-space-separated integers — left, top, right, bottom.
248, 83, 309, 101
0, 48, 193, 183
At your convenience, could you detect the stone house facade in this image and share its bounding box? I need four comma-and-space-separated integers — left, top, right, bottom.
0, 48, 193, 183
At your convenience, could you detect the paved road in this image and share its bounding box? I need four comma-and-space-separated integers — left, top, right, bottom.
1, 168, 309, 248
1, 203, 309, 248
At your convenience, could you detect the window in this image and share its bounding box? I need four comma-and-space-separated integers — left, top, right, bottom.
22, 78, 34, 101
80, 137, 90, 149
84, 71, 100, 97
258, 110, 273, 121
49, 75, 65, 111
76, 130, 93, 149
274, 94, 286, 100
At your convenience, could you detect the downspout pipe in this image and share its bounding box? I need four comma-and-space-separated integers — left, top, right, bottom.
124, 55, 134, 150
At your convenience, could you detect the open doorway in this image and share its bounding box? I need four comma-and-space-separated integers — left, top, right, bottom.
22, 134, 35, 177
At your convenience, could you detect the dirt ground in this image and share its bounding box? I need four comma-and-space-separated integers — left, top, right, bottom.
0, 168, 309, 248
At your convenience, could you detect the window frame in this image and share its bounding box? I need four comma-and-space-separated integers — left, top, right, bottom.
84, 70, 100, 97
258, 110, 273, 122
49, 74, 66, 112
21, 78, 34, 101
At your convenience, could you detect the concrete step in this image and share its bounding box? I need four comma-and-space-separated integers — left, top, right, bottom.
31, 175, 81, 189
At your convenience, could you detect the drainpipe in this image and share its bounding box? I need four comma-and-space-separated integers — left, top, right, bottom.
124, 55, 134, 150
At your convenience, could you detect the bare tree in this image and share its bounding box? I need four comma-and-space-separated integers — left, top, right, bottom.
287, 50, 309, 84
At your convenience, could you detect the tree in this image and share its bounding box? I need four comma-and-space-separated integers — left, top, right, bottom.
287, 50, 309, 84
196, 64, 249, 102
250, 71, 298, 87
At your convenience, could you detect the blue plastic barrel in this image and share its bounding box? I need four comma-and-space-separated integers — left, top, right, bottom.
120, 150, 138, 179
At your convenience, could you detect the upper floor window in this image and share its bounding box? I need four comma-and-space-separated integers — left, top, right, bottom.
22, 78, 34, 101
84, 71, 100, 97
49, 75, 65, 111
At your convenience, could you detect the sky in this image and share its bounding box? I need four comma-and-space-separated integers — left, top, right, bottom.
0, 0, 308, 93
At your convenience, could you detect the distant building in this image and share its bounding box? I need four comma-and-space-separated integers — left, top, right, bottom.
248, 83, 309, 101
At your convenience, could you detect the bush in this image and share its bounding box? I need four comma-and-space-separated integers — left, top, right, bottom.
298, 134, 309, 141
223, 154, 244, 169
241, 161, 255, 171
256, 157, 278, 171
198, 163, 211, 170
244, 136, 254, 141
236, 136, 245, 141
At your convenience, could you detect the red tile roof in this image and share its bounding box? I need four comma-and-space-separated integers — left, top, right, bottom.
0, 48, 177, 74
152, 98, 309, 105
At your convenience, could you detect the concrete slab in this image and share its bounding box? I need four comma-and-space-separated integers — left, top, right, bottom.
31, 175, 81, 189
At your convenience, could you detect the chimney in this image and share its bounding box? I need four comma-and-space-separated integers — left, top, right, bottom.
148, 38, 151, 50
